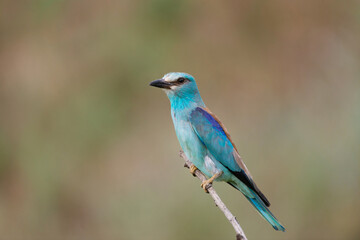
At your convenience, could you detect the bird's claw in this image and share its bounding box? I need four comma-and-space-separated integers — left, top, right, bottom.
189, 165, 198, 176
200, 171, 223, 193
200, 179, 212, 193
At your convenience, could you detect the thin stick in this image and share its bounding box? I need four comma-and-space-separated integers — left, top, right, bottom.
179, 151, 248, 240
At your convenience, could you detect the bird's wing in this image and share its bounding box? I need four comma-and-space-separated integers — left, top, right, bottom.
190, 107, 270, 206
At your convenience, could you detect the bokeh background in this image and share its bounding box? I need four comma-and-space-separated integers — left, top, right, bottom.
1, 0, 360, 239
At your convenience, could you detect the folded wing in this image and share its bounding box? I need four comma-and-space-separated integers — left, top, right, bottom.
190, 107, 270, 207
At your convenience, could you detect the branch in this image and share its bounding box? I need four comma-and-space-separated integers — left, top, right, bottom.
179, 150, 248, 240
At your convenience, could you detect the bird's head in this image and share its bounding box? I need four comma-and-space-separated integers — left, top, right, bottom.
150, 72, 202, 104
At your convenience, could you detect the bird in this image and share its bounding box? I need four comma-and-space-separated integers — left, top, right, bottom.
150, 72, 285, 231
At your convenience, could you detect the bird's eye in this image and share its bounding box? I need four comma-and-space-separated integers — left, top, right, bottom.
177, 77, 185, 83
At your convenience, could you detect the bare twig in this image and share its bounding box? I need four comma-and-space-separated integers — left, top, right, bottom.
179, 150, 248, 240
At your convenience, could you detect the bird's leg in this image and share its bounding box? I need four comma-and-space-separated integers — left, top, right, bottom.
189, 165, 198, 176
201, 171, 223, 192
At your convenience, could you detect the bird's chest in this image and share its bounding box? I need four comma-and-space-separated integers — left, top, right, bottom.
173, 117, 198, 152
172, 112, 204, 159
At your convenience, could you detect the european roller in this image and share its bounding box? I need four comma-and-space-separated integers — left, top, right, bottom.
150, 72, 285, 231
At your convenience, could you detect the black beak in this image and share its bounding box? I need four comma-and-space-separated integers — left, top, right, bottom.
149, 79, 171, 89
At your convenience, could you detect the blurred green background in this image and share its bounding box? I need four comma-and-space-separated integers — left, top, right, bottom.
1, 0, 360, 239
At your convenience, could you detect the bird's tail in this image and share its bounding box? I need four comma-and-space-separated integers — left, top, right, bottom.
245, 191, 285, 231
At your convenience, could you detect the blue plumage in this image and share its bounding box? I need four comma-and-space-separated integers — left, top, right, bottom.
246, 192, 285, 231
150, 72, 285, 231
195, 108, 227, 136
191, 107, 240, 173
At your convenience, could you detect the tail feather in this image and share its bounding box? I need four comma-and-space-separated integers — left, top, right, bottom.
228, 181, 285, 231
245, 193, 285, 231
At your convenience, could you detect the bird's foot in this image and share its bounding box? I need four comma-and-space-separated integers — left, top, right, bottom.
200, 171, 223, 193
200, 179, 213, 193
189, 165, 198, 176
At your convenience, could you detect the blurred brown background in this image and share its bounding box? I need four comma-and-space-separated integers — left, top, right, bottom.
1, 0, 359, 239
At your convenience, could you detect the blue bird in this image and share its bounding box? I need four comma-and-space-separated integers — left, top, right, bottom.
150, 72, 285, 231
